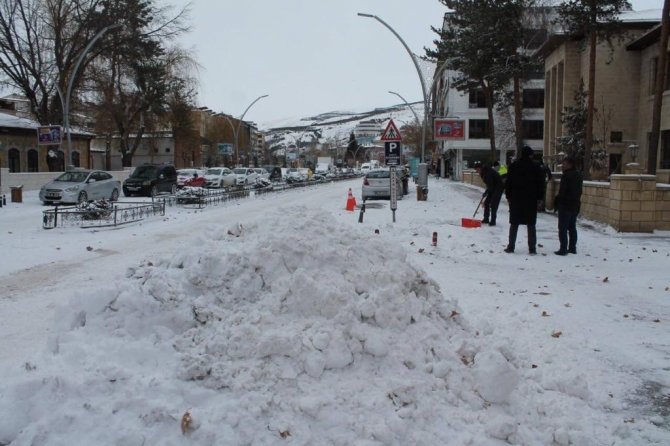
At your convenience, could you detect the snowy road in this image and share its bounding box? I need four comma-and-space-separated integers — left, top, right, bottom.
1, 178, 669, 444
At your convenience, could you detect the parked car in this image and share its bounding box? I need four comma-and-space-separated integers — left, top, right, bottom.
362, 168, 404, 201
122, 164, 177, 197
39, 169, 121, 205
262, 165, 282, 182
177, 168, 206, 188
253, 167, 270, 181
285, 168, 312, 183
204, 167, 235, 188
231, 167, 259, 186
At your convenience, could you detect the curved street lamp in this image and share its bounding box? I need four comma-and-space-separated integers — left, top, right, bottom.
357, 13, 428, 167
388, 90, 421, 126
63, 23, 124, 168
224, 94, 269, 166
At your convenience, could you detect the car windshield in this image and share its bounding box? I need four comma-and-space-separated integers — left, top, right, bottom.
178, 169, 197, 176
287, 168, 298, 173
206, 169, 222, 175
130, 166, 157, 179
55, 171, 89, 183
233, 168, 247, 174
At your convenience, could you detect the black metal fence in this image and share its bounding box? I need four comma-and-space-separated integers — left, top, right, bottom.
164, 187, 251, 209
42, 201, 166, 229
41, 175, 361, 229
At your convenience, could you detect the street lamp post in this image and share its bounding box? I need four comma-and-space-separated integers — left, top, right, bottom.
63, 23, 123, 168
388, 90, 421, 126
357, 13, 428, 166
224, 95, 269, 167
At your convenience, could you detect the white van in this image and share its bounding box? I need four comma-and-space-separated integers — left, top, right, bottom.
360, 160, 380, 175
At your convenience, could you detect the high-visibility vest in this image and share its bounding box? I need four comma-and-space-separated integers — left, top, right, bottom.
497, 165, 508, 176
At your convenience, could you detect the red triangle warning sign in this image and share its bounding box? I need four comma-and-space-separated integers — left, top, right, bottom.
380, 119, 402, 141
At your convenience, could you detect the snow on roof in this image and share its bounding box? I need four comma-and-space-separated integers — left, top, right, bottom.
0, 112, 40, 130
0, 111, 95, 136
620, 9, 663, 23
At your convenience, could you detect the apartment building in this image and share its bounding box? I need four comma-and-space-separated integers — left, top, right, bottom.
432, 11, 547, 180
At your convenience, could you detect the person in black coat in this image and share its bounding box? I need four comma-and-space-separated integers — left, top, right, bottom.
475, 163, 504, 226
554, 156, 583, 255
504, 146, 545, 254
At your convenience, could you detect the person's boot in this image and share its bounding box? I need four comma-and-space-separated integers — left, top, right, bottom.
505, 225, 518, 253
528, 225, 537, 255
568, 248, 577, 254
555, 250, 568, 256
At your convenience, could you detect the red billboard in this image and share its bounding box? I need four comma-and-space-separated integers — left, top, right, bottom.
434, 119, 465, 140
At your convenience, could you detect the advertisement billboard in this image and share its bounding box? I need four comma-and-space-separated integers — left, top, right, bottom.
218, 143, 234, 155
37, 126, 62, 145
433, 119, 465, 140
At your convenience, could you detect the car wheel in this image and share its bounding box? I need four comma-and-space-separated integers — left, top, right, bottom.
151, 185, 158, 197
171, 184, 177, 194
78, 191, 88, 204
110, 188, 119, 201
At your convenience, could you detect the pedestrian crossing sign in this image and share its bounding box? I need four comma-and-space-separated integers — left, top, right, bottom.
380, 119, 402, 141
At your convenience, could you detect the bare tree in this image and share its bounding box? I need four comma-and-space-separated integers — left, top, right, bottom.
0, 0, 117, 124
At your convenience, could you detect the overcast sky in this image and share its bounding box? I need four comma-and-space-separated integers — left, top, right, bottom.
169, 0, 664, 129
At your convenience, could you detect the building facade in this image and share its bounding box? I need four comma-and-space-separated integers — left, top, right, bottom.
537, 10, 665, 178
432, 11, 546, 180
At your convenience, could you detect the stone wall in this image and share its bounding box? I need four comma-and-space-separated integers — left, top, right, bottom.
462, 170, 485, 189
543, 173, 669, 233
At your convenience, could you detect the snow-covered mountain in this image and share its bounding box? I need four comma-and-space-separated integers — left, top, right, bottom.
261, 102, 424, 154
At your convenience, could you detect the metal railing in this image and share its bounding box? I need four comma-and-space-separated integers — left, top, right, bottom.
42, 201, 165, 229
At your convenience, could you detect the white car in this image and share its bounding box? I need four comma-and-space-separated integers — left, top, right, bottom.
232, 167, 259, 186
204, 167, 235, 188
177, 168, 205, 188
253, 168, 270, 181
362, 168, 404, 201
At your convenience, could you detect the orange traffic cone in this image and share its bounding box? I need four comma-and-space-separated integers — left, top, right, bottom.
346, 188, 356, 211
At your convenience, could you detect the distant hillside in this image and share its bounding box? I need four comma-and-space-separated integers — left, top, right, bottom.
262, 102, 423, 155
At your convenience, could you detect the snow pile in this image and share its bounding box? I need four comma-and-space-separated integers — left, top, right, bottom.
0, 208, 496, 445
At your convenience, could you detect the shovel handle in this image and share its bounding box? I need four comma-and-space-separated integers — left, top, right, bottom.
473, 195, 485, 218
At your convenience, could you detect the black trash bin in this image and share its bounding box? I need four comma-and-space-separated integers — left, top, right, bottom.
10, 185, 23, 203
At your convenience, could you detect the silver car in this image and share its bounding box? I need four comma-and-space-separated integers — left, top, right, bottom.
361, 168, 403, 201
39, 169, 121, 205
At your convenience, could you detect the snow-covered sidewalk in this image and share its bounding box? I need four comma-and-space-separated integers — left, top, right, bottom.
0, 179, 669, 445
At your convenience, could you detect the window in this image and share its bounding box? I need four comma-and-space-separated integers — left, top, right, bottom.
165, 147, 171, 153
660, 130, 670, 169
522, 120, 544, 140
610, 131, 623, 143
522, 89, 544, 108
469, 119, 490, 139
8, 148, 20, 172
27, 149, 38, 172
468, 89, 486, 108
71, 151, 80, 168
650, 54, 670, 94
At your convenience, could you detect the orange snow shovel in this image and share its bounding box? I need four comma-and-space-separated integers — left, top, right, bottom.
461, 195, 484, 228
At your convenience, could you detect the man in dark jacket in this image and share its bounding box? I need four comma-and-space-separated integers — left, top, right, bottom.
476, 163, 504, 226
504, 146, 545, 254
555, 156, 583, 255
